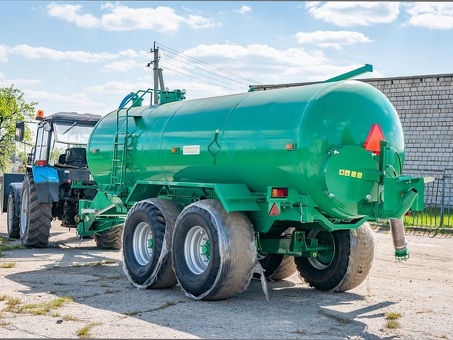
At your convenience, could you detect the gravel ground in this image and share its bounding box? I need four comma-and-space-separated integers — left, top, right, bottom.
0, 213, 452, 339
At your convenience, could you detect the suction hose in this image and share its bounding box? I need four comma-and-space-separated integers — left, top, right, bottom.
389, 218, 409, 261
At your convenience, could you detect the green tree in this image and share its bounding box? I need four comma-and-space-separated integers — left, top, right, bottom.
0, 85, 36, 171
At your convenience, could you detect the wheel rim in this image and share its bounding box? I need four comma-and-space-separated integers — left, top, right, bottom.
132, 222, 154, 266
7, 197, 13, 232
20, 189, 29, 235
307, 230, 335, 270
184, 225, 210, 275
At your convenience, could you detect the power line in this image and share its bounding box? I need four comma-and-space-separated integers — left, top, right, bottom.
156, 42, 265, 87
162, 59, 246, 92
163, 65, 241, 93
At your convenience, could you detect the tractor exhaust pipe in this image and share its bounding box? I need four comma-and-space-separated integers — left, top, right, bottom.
389, 218, 409, 261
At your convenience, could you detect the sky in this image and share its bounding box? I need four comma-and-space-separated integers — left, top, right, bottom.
1, 1, 453, 116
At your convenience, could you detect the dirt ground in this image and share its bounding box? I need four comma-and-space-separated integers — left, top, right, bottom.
0, 212, 452, 339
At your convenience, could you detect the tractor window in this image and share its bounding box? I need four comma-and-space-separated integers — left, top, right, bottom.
34, 123, 51, 163
53, 122, 95, 145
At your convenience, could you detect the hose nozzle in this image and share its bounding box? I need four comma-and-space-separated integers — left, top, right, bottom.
389, 218, 409, 261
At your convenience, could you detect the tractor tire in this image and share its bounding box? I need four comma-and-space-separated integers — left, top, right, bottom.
7, 193, 20, 239
20, 174, 52, 248
255, 253, 297, 281
172, 199, 256, 300
295, 223, 375, 292
122, 199, 181, 289
95, 226, 123, 250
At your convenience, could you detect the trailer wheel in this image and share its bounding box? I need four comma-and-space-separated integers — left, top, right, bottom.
95, 226, 123, 250
172, 199, 256, 300
20, 174, 52, 248
123, 199, 181, 289
295, 223, 374, 292
7, 193, 20, 239
255, 253, 296, 281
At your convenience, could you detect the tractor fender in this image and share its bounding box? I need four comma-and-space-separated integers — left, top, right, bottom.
8, 182, 23, 217
31, 165, 60, 203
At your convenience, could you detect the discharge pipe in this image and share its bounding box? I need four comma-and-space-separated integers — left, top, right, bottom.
389, 218, 409, 261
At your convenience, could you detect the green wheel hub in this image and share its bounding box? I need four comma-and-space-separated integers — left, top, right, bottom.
308, 230, 335, 269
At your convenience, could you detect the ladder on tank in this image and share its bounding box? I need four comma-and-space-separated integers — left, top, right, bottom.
109, 89, 155, 195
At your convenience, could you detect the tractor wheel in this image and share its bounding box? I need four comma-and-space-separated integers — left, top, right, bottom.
122, 199, 181, 288
7, 193, 20, 239
295, 223, 374, 292
172, 199, 256, 300
20, 174, 52, 248
95, 226, 123, 250
255, 253, 296, 281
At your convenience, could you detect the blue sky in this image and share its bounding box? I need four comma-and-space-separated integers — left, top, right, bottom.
1, 1, 452, 116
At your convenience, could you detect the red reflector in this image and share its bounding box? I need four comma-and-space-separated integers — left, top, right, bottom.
364, 124, 385, 154
269, 203, 280, 216
271, 187, 288, 198
34, 160, 48, 166
285, 143, 295, 151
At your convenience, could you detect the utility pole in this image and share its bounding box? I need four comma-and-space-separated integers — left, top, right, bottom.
149, 42, 165, 105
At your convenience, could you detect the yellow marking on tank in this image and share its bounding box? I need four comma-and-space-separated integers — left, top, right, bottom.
338, 170, 364, 179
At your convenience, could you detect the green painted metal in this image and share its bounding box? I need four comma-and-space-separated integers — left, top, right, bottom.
323, 64, 373, 83
82, 78, 425, 234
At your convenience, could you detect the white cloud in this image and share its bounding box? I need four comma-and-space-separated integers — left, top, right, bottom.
47, 3, 100, 28
26, 89, 109, 113
0, 45, 8, 62
47, 2, 218, 32
306, 2, 400, 26
179, 43, 359, 84
295, 31, 372, 49
9, 44, 117, 63
234, 6, 252, 14
406, 3, 453, 30
103, 59, 145, 73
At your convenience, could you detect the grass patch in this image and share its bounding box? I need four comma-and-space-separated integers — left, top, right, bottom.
385, 312, 401, 320
386, 320, 400, 329
416, 309, 433, 314
153, 301, 181, 311
63, 314, 80, 321
404, 209, 453, 228
102, 259, 117, 265
2, 296, 73, 316
23, 297, 73, 315
385, 311, 401, 329
0, 236, 25, 256
76, 322, 100, 338
124, 310, 141, 316
0, 262, 15, 268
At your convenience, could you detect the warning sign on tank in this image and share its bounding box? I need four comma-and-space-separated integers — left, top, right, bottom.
339, 169, 362, 178
183, 145, 201, 155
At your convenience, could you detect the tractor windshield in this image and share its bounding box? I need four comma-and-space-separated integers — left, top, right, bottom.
53, 121, 95, 145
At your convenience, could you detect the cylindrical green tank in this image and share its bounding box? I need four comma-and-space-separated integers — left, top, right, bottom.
87, 80, 404, 219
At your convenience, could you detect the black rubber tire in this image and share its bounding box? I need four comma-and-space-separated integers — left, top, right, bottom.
296, 223, 374, 292
255, 253, 297, 281
122, 199, 181, 288
20, 174, 52, 248
7, 193, 20, 239
172, 199, 256, 301
95, 226, 123, 250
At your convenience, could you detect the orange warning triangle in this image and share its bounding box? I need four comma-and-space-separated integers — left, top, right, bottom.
364, 124, 385, 154
269, 203, 280, 216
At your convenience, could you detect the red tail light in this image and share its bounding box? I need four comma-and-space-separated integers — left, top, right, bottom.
34, 160, 48, 166
271, 187, 288, 198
